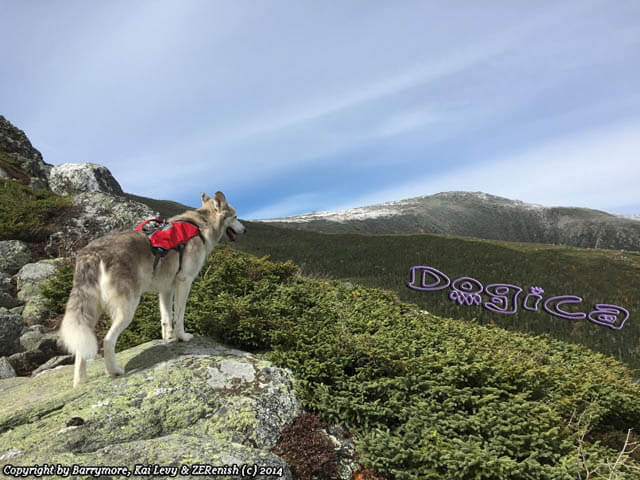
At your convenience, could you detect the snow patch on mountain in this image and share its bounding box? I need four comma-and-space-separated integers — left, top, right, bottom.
256, 192, 549, 223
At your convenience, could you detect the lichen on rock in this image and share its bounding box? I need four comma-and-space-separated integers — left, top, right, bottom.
0, 240, 32, 276
0, 336, 299, 478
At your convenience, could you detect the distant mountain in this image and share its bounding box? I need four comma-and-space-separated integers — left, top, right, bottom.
257, 191, 640, 252
122, 192, 194, 219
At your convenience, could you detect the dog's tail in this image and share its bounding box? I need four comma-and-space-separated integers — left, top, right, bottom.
58, 254, 102, 361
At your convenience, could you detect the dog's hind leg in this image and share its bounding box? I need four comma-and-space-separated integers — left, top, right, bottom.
73, 356, 88, 388
103, 296, 140, 376
159, 289, 174, 341
173, 278, 194, 341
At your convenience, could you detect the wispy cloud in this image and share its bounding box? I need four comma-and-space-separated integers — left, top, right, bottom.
333, 119, 640, 214
2, 0, 639, 218
244, 193, 324, 221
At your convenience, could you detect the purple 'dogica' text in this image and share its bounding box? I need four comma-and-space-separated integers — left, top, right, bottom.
407, 266, 629, 330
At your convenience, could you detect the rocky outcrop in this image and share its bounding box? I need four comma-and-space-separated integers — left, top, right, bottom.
46, 192, 159, 257
0, 258, 67, 375
0, 115, 52, 189
0, 240, 32, 276
49, 162, 124, 196
0, 337, 299, 477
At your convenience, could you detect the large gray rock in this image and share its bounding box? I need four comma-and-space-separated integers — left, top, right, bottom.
45, 192, 159, 257
49, 162, 123, 196
0, 337, 299, 477
16, 260, 58, 326
16, 261, 57, 298
8, 349, 50, 376
19, 330, 61, 354
9, 330, 65, 376
0, 240, 32, 275
0, 356, 16, 379
0, 115, 52, 187
0, 311, 23, 357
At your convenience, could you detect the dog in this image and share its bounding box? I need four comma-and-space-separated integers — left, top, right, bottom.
58, 191, 246, 387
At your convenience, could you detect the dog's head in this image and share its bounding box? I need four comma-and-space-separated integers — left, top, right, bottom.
201, 191, 246, 242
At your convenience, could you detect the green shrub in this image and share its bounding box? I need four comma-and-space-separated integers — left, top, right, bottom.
41, 244, 640, 479
40, 262, 74, 317
232, 221, 640, 373
0, 177, 72, 241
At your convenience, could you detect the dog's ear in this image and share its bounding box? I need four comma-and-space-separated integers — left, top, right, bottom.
213, 191, 226, 211
201, 192, 211, 205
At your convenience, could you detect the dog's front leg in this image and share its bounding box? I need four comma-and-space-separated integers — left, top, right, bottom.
173, 278, 194, 341
159, 289, 175, 341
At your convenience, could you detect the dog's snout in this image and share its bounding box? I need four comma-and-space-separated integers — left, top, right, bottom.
232, 218, 246, 234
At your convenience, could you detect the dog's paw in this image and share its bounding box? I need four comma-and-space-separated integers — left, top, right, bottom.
177, 332, 194, 342
73, 378, 87, 388
106, 366, 125, 377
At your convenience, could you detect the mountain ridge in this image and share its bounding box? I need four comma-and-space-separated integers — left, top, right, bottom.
256, 191, 640, 252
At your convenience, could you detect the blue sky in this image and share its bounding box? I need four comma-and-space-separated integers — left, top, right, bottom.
2, 0, 639, 220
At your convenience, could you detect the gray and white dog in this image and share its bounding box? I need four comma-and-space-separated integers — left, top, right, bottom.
59, 191, 246, 387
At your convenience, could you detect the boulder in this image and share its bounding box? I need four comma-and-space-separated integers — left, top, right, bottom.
16, 261, 58, 326
45, 192, 159, 257
19, 331, 61, 355
0, 337, 299, 477
8, 350, 50, 376
0, 356, 16, 379
0, 240, 32, 275
7, 330, 66, 376
0, 311, 23, 357
16, 261, 57, 298
49, 162, 123, 196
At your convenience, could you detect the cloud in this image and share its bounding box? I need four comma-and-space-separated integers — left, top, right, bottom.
244, 193, 324, 220
115, 0, 604, 180
3, 0, 639, 219
332, 118, 640, 213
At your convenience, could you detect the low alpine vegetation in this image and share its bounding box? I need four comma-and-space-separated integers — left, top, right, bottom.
0, 175, 72, 242
43, 245, 640, 479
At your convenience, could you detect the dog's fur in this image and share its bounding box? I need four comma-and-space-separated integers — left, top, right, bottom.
58, 191, 246, 387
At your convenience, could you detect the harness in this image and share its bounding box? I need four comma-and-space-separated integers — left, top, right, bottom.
135, 219, 205, 273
